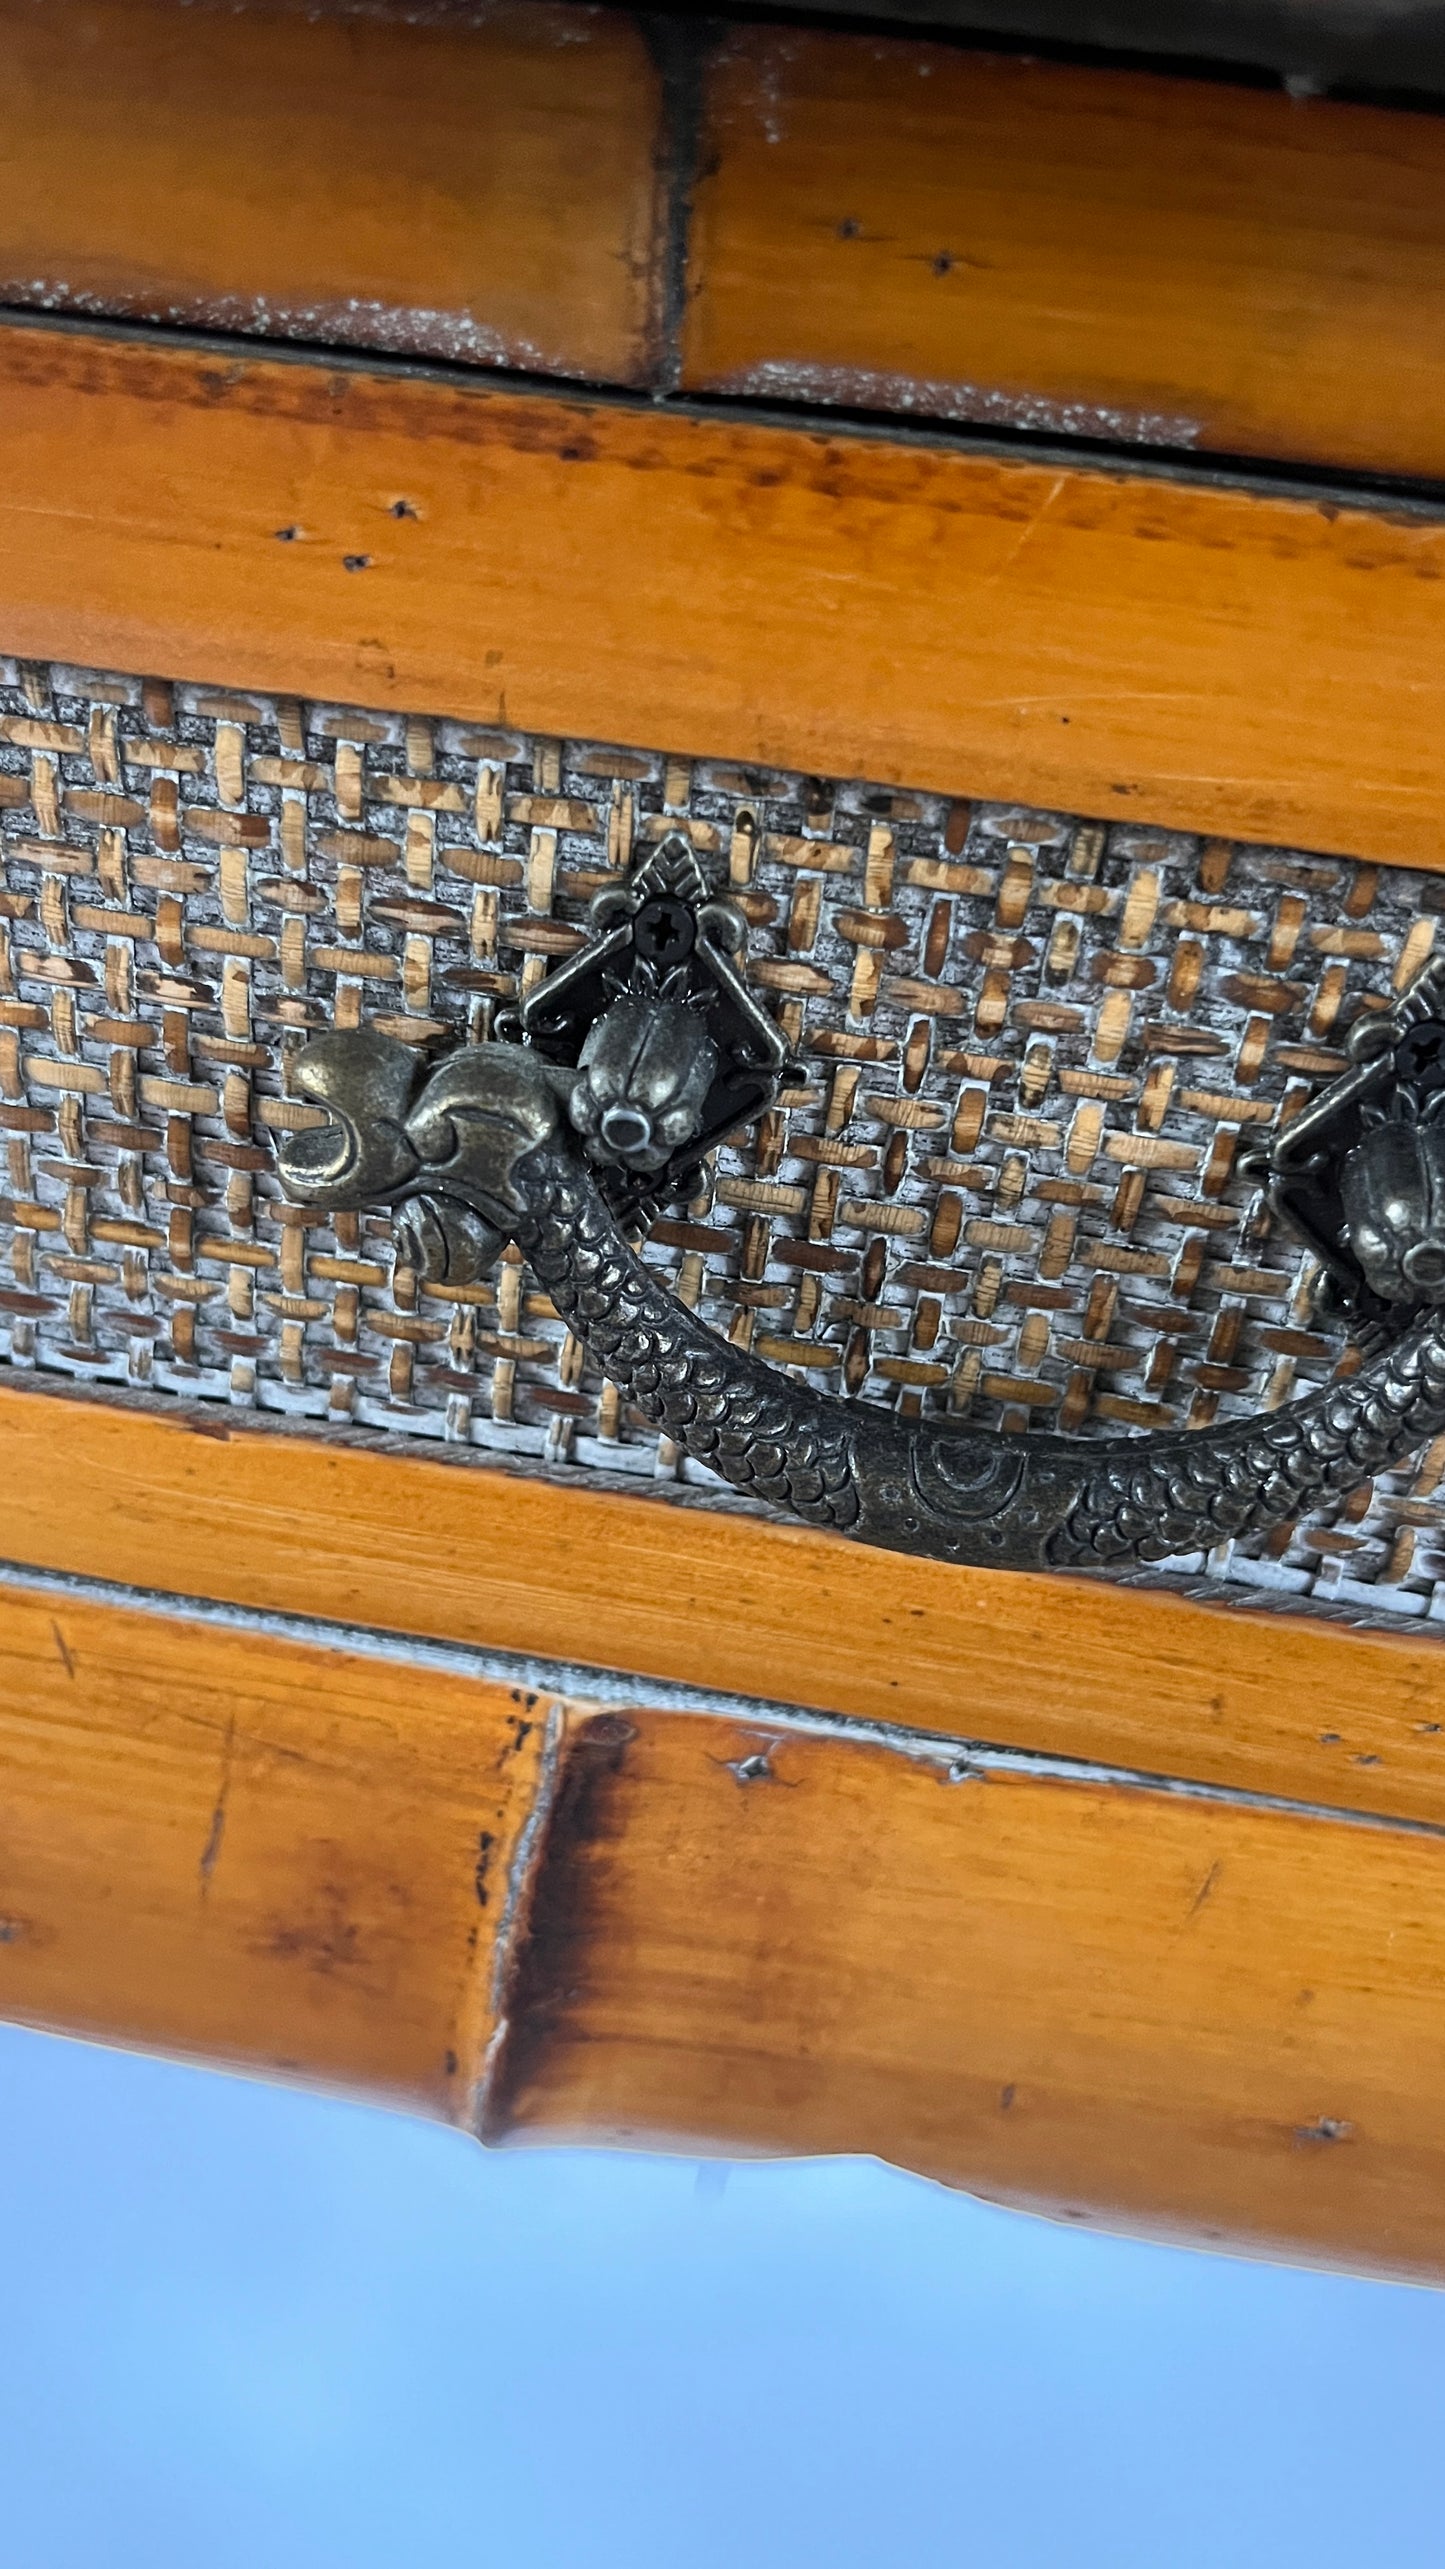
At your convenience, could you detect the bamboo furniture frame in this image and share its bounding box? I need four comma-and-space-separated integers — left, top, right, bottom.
1, 0, 1443, 2278
3, 323, 1445, 866
9, 1, 1445, 481
3, 1549, 1444, 2281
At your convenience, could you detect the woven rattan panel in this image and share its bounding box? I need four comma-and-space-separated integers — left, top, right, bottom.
2, 654, 1443, 1624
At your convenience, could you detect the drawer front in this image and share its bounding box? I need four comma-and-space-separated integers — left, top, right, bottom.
1, 650, 1441, 1628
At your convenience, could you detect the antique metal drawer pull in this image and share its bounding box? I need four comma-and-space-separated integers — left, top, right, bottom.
277, 841, 1445, 1571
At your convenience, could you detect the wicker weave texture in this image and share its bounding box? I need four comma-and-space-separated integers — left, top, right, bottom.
2, 655, 1443, 1623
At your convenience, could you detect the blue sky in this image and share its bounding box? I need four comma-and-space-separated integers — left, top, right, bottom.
0, 2018, 1440, 2568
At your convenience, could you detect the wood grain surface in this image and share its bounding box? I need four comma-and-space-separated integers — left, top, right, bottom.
685, 29, 1445, 484
0, 1379, 1441, 1829
5, 1570, 1445, 2278
13, 0, 1445, 492
1, 322, 1444, 867
0, 0, 664, 384
492, 1706, 1445, 2282
0, 1574, 551, 2114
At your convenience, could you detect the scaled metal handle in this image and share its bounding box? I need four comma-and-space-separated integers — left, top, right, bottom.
276, 841, 1445, 1572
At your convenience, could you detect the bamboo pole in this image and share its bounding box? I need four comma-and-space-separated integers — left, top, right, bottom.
4, 1563, 1445, 2282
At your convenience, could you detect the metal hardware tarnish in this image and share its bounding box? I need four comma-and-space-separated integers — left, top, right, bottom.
276, 846, 1445, 1571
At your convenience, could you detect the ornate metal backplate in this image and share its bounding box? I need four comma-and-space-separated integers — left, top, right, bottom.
1263, 957, 1445, 1321
514, 832, 796, 1223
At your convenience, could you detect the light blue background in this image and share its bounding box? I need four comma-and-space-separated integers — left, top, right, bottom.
0, 2017, 1440, 2568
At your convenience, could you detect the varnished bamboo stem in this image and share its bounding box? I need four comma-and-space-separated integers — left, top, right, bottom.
3, 1567, 1445, 2283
